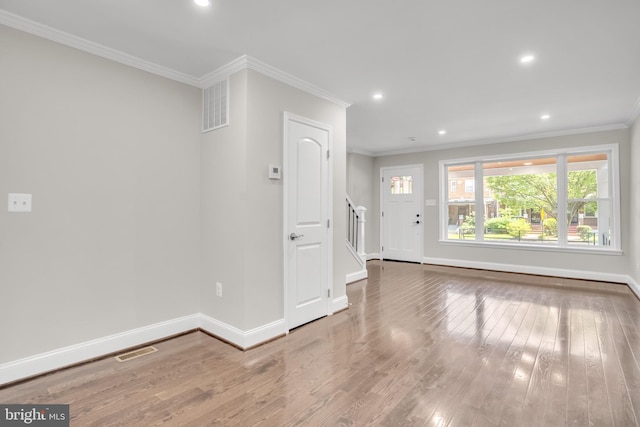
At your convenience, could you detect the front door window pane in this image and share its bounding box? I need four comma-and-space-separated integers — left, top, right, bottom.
390, 176, 413, 194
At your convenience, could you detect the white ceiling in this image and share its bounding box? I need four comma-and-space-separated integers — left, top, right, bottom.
1, 0, 639, 156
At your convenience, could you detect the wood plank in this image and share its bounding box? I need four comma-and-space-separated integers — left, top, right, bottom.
0, 261, 638, 426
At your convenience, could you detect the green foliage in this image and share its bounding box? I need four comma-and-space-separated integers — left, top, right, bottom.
543, 217, 558, 236
584, 201, 597, 216
485, 173, 557, 215
462, 211, 476, 227
498, 207, 516, 218
485, 217, 511, 234
485, 169, 598, 225
577, 225, 593, 241
459, 212, 475, 234
506, 218, 531, 239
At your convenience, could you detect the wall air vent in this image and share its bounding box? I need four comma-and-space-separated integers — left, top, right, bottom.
202, 78, 229, 132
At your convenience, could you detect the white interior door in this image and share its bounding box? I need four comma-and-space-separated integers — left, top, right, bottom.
284, 114, 331, 330
381, 166, 424, 262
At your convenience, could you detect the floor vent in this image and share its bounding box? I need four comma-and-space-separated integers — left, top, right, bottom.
114, 346, 158, 363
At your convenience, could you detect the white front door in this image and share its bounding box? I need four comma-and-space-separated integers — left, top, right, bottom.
284, 113, 331, 330
381, 165, 424, 262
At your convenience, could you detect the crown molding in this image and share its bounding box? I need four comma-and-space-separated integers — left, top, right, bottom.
198, 55, 249, 88
347, 148, 375, 157
0, 8, 354, 106
1, 11, 352, 109
197, 55, 352, 108
369, 123, 629, 157
626, 95, 640, 127
0, 10, 201, 87
245, 56, 351, 109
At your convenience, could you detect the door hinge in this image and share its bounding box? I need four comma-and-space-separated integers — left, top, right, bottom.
327, 150, 330, 159
327, 219, 330, 228
382, 176, 384, 182
382, 246, 384, 252
328, 289, 331, 298
382, 211, 384, 217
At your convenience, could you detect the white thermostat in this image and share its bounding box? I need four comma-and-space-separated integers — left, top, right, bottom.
269, 165, 281, 180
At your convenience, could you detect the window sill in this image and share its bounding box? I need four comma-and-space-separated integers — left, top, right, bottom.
438, 239, 623, 256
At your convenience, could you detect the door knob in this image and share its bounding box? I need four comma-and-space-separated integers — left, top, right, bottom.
289, 233, 304, 240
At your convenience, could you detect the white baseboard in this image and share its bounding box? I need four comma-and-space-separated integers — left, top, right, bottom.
197, 314, 287, 350
346, 268, 368, 284
332, 295, 349, 313
422, 256, 631, 286
627, 276, 640, 300
0, 314, 200, 386
0, 313, 291, 385
366, 253, 381, 260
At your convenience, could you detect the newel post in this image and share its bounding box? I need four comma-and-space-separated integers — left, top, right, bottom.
355, 206, 367, 257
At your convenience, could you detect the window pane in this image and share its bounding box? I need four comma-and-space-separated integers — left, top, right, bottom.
567, 153, 608, 199
567, 153, 610, 247
390, 176, 413, 194
447, 164, 475, 240
482, 157, 557, 244
441, 146, 617, 251
567, 200, 611, 247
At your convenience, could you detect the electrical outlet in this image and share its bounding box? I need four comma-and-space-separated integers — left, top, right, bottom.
216, 282, 223, 297
8, 193, 32, 212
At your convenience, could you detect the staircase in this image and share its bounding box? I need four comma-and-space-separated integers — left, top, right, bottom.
346, 195, 368, 283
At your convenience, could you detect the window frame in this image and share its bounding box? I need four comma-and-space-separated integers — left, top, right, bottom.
439, 143, 621, 254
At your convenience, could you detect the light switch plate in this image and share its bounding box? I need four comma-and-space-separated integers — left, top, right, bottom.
8, 193, 32, 212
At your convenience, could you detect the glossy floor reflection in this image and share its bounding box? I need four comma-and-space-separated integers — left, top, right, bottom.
1, 261, 639, 426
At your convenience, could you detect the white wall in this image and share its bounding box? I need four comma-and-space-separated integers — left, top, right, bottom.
0, 25, 202, 363
347, 153, 376, 255
371, 128, 631, 279
200, 69, 348, 332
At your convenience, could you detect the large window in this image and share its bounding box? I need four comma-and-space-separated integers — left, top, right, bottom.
441, 145, 620, 252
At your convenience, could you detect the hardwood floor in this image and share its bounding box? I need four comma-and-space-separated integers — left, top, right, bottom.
2, 261, 639, 426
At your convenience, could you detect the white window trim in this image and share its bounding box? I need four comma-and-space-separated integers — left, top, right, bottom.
439, 143, 621, 254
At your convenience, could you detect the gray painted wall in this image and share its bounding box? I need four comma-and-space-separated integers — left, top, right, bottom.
0, 26, 202, 363
363, 128, 631, 278
200, 69, 348, 331
200, 70, 249, 329
346, 153, 376, 254
2, 24, 348, 365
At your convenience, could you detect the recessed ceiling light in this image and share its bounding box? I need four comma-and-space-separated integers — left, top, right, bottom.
520, 54, 535, 64
194, 0, 210, 6
438, 130, 446, 135
541, 114, 551, 120
373, 93, 384, 100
